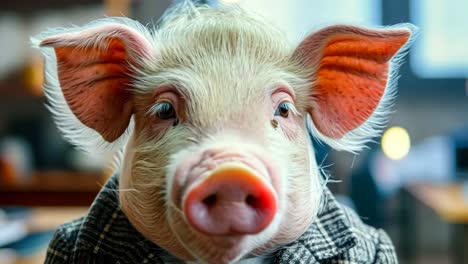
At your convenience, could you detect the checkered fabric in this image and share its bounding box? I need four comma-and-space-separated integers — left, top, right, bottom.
45, 174, 397, 263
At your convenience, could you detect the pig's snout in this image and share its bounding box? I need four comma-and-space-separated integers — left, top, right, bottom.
182, 163, 278, 236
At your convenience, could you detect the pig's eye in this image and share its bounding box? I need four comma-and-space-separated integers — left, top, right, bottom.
274, 102, 290, 118
153, 101, 176, 120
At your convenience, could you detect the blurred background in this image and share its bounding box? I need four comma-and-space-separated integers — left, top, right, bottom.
0, 0, 467, 263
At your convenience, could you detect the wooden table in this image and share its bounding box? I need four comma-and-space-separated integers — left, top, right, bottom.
0, 171, 104, 206
407, 183, 468, 223
0, 171, 106, 263
0, 207, 89, 264
405, 182, 468, 264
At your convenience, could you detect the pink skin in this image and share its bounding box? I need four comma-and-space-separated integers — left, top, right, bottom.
170, 87, 294, 211
169, 88, 293, 215
156, 87, 300, 262
133, 84, 305, 263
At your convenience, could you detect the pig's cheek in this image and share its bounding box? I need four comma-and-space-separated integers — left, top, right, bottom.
119, 144, 195, 260
134, 112, 174, 140
252, 143, 315, 253
147, 123, 174, 140
274, 115, 301, 141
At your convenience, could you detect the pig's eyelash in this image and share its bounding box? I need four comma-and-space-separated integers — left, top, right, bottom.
147, 102, 172, 116
282, 102, 301, 116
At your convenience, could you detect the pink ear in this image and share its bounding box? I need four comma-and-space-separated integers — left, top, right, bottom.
40, 24, 152, 142
294, 25, 412, 139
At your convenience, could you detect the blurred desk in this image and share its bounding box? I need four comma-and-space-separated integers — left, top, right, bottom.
406, 182, 468, 264
0, 171, 104, 206
27, 207, 89, 232
407, 183, 468, 223
8, 207, 89, 264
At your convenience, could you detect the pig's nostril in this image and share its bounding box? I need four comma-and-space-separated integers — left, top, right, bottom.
202, 194, 217, 207
245, 194, 258, 207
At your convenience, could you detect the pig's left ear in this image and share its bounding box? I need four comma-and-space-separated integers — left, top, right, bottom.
294, 24, 416, 152
31, 18, 154, 153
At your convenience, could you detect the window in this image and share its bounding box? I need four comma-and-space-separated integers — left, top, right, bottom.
410, 0, 468, 78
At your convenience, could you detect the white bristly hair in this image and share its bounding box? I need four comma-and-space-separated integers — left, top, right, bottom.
30, 0, 416, 172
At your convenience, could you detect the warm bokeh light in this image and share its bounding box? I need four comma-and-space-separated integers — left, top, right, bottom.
104, 0, 130, 17
23, 55, 44, 96
381, 126, 411, 160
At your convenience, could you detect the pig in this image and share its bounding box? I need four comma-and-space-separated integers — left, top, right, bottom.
33, 1, 415, 264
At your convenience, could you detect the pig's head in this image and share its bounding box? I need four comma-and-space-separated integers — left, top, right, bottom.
33, 3, 414, 264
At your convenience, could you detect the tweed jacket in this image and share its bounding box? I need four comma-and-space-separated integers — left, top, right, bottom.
44, 174, 397, 264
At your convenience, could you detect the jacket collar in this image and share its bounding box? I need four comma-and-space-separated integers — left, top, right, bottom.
274, 188, 358, 262
75, 174, 357, 263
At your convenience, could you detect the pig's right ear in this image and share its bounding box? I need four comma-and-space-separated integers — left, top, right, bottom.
31, 18, 154, 152
293, 24, 415, 153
